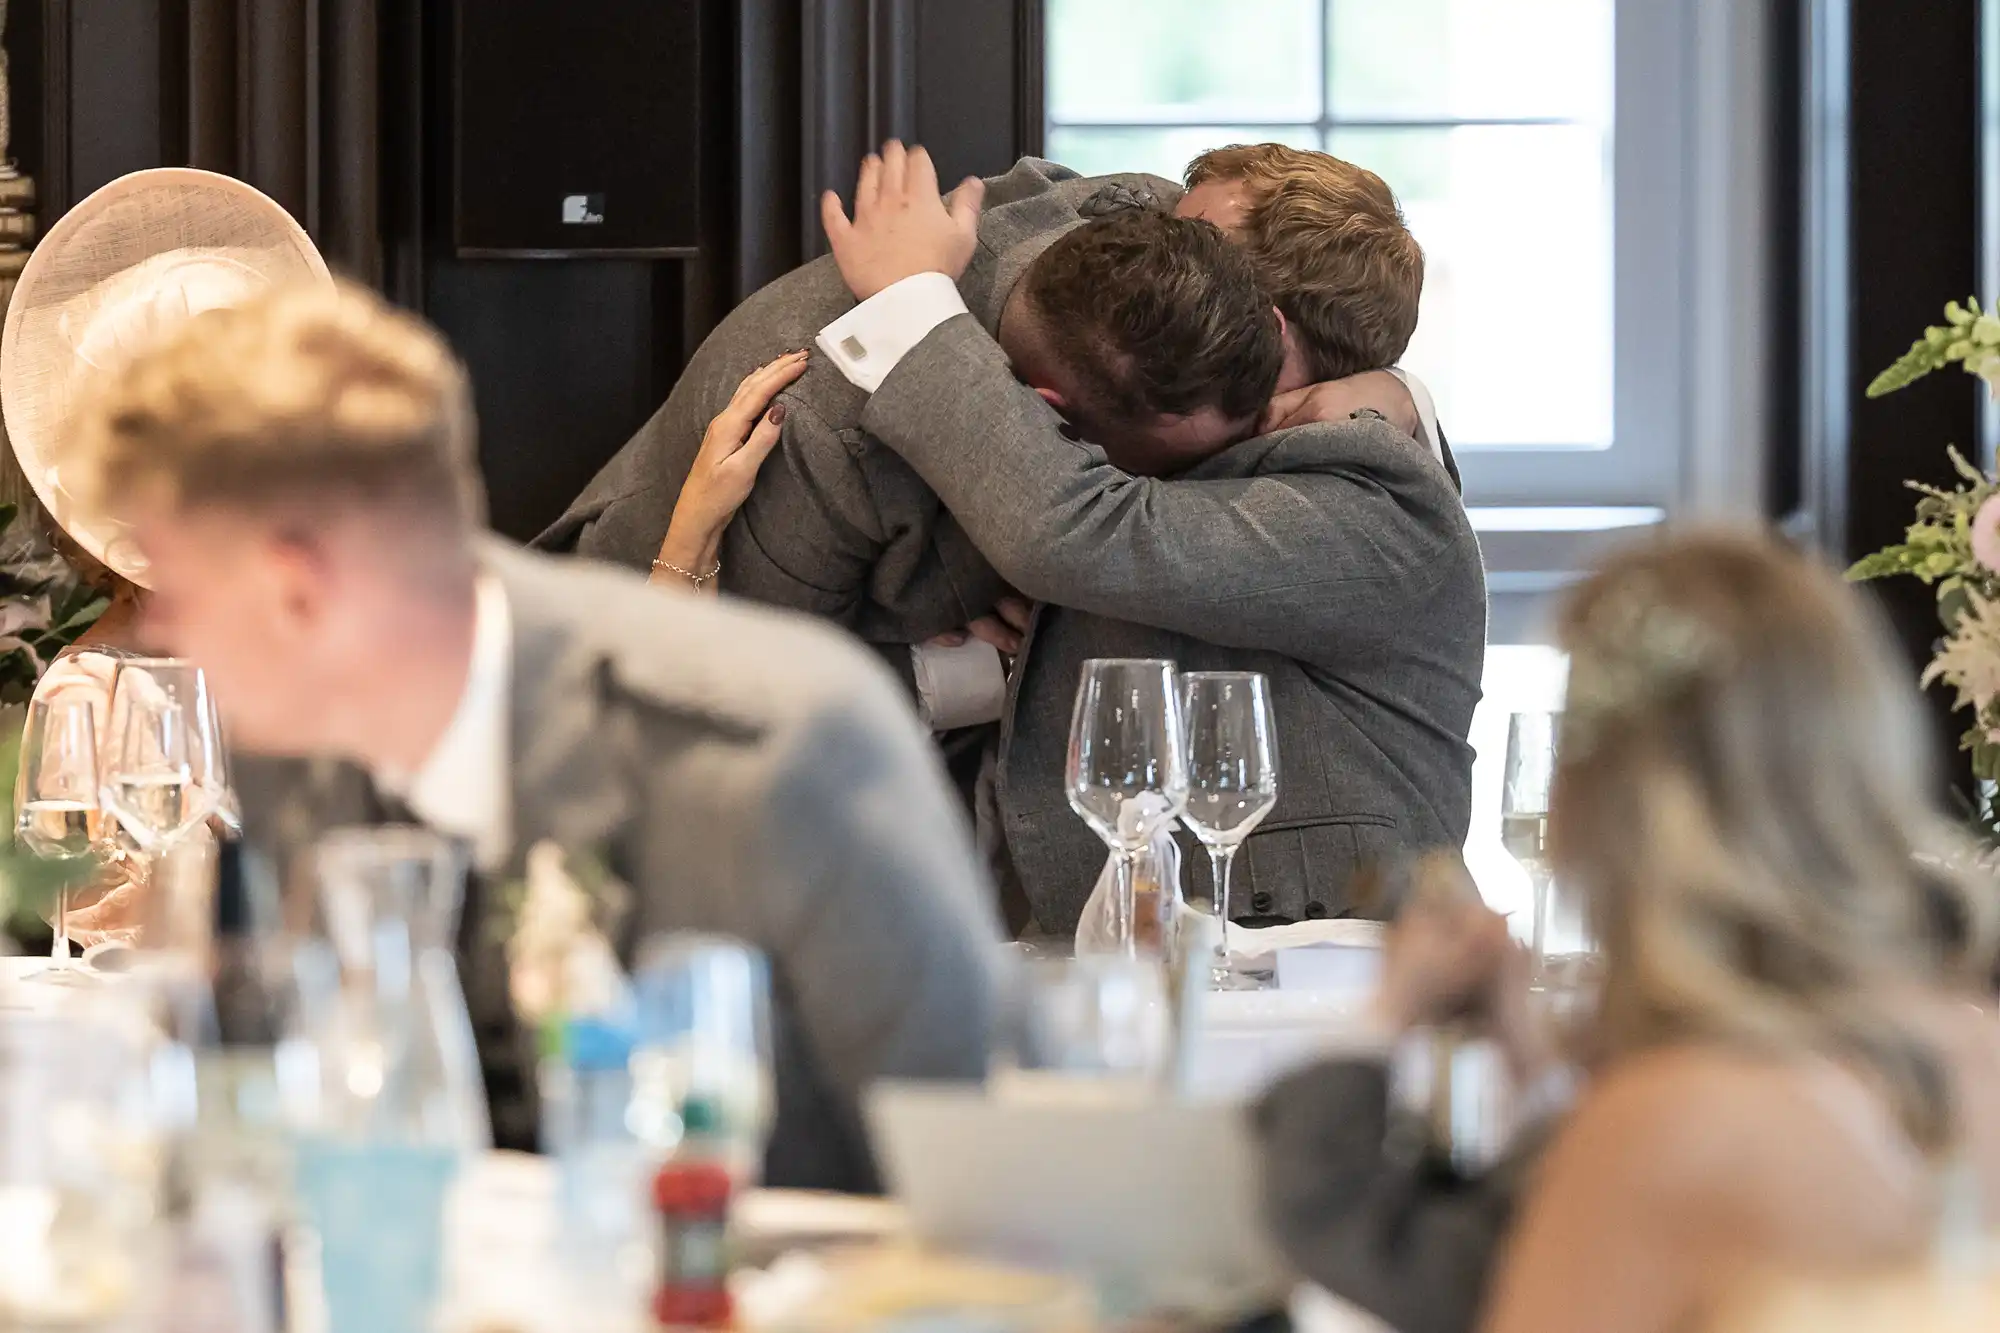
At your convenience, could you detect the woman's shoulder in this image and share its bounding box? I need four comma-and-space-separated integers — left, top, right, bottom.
1550, 1044, 1931, 1260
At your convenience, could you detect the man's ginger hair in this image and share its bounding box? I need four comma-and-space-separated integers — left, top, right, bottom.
1186, 143, 1424, 381
68, 279, 485, 532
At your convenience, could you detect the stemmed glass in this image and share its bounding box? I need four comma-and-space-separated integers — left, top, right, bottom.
1066, 660, 1188, 958
16, 695, 106, 976
99, 659, 226, 854
1499, 711, 1592, 981
1179, 672, 1279, 989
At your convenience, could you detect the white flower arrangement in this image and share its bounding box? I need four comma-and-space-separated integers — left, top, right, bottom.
1850, 297, 2000, 837
501, 840, 632, 1037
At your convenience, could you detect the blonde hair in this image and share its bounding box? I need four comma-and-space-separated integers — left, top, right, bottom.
1185, 143, 1423, 381
67, 279, 484, 532
1552, 528, 1999, 1153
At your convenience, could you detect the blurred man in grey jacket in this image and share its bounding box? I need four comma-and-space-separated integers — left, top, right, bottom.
65, 280, 1002, 1193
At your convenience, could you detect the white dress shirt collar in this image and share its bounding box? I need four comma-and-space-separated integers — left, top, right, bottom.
380, 572, 513, 871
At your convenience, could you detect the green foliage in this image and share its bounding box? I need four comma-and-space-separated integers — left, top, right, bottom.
0, 504, 114, 934
1853, 298, 2000, 846
1866, 297, 2000, 398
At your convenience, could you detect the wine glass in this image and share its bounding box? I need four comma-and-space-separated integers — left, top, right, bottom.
106, 658, 228, 834
996, 955, 1172, 1094
1499, 711, 1592, 981
628, 935, 774, 1168
1066, 660, 1188, 958
16, 695, 105, 975
99, 693, 204, 853
1179, 672, 1279, 989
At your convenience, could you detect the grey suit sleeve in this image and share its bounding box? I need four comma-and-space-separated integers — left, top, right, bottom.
1254, 1059, 1521, 1333
751, 663, 1002, 1132
719, 399, 887, 630
858, 316, 1450, 663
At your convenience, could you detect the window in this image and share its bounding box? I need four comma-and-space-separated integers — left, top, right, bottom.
1044, 0, 1719, 514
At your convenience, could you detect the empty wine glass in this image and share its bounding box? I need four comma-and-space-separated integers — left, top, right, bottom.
628, 935, 775, 1173
996, 955, 1172, 1094
16, 695, 105, 974
1066, 660, 1188, 957
1179, 672, 1279, 989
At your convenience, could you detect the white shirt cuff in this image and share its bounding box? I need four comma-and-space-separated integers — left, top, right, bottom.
1386, 366, 1443, 464
909, 639, 1007, 730
817, 272, 970, 393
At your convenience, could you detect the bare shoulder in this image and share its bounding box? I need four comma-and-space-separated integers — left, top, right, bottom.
1544, 1045, 1927, 1253
1547, 1047, 1796, 1189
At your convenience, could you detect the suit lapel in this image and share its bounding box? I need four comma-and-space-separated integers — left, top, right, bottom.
491, 547, 637, 881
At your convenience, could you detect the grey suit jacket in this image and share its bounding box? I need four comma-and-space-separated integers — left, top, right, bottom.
1255, 1059, 1542, 1333
237, 541, 1003, 1193
859, 318, 1487, 930
533, 158, 1177, 646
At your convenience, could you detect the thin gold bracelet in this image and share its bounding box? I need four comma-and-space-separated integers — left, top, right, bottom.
651, 556, 722, 590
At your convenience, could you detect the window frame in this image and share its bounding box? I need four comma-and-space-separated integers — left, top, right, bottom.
1040, 0, 1711, 513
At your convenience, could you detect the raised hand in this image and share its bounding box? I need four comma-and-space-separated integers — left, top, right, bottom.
820, 140, 985, 301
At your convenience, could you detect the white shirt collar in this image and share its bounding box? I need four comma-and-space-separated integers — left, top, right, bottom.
384, 573, 513, 871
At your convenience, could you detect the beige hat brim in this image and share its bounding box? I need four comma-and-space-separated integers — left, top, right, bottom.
1, 168, 333, 588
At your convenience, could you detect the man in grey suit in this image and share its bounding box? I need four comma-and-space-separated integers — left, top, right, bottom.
64, 280, 1001, 1194
812, 143, 1486, 933
537, 157, 1284, 650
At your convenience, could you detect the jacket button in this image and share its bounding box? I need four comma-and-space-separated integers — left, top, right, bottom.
1250, 891, 1274, 913
1303, 901, 1329, 920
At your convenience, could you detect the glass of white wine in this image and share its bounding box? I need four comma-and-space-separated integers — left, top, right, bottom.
1500, 710, 1592, 981
16, 694, 106, 976
100, 694, 205, 853
106, 658, 228, 834
1179, 672, 1279, 989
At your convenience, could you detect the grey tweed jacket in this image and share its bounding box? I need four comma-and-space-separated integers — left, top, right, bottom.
859, 319, 1487, 930
534, 158, 1175, 647
235, 541, 1003, 1193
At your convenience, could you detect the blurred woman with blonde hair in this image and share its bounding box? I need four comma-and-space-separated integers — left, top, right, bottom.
1481, 528, 2000, 1333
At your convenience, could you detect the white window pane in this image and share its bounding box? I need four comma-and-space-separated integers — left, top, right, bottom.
1330, 125, 1612, 449
1329, 0, 1614, 122
1046, 126, 1321, 184
1046, 0, 1322, 123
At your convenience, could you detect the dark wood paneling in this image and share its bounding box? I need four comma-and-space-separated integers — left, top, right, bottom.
68, 0, 164, 200
425, 257, 676, 542
1798, 0, 1981, 797
913, 0, 1024, 184
318, 0, 378, 283
240, 0, 308, 223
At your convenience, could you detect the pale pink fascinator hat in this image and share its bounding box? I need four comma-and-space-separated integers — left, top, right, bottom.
0, 168, 332, 587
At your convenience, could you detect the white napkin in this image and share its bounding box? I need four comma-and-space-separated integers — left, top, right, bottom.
1074, 795, 1190, 956
1227, 918, 1386, 959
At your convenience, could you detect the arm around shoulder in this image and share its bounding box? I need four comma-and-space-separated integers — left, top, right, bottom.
861, 316, 1470, 661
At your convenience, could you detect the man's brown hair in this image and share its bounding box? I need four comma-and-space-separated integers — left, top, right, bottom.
1017, 209, 1283, 430
69, 280, 485, 531
1186, 143, 1423, 381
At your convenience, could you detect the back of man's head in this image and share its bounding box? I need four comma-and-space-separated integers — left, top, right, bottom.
1006, 210, 1283, 470
73, 279, 485, 543
1185, 143, 1423, 382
